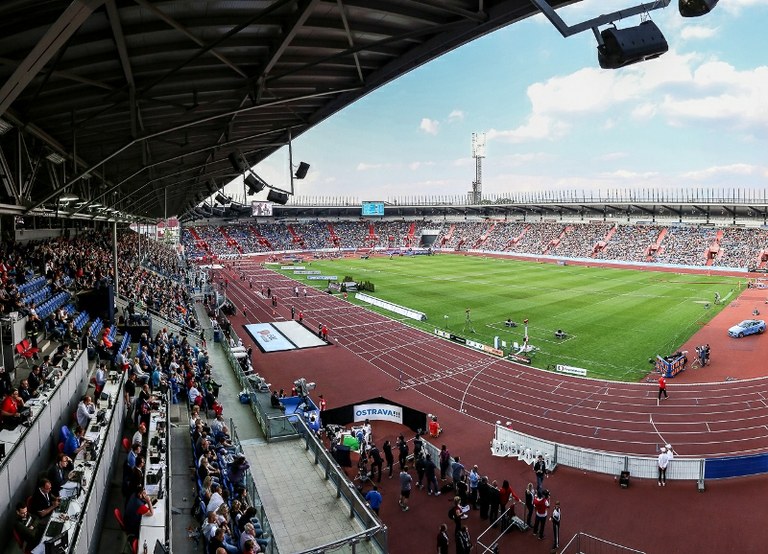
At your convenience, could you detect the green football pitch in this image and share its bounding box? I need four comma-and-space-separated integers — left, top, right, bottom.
279, 255, 744, 382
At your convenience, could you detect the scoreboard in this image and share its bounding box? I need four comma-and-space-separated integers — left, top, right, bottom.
361, 201, 384, 216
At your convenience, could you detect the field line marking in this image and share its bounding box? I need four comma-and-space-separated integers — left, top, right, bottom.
649, 414, 669, 447
458, 360, 496, 412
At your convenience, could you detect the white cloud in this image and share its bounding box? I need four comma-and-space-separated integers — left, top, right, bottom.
408, 161, 436, 170
487, 114, 569, 143
681, 163, 760, 180
679, 25, 718, 40
356, 162, 387, 171
596, 152, 628, 161
485, 51, 768, 144
448, 110, 464, 122
420, 118, 440, 135
721, 0, 765, 15
598, 169, 660, 180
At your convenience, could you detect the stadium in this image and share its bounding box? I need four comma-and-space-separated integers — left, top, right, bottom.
0, 2, 765, 554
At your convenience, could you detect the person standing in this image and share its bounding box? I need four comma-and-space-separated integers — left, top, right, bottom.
365, 485, 383, 515
397, 434, 409, 469
369, 443, 383, 482
524, 482, 535, 529
457, 525, 472, 554
488, 479, 501, 526
551, 500, 561, 549
437, 523, 450, 554
291, 306, 296, 319
532, 490, 550, 540
534, 454, 547, 493
468, 465, 480, 509
424, 454, 440, 496
439, 444, 451, 481
658, 446, 670, 486
451, 456, 465, 485
398, 465, 412, 512
383, 439, 394, 478
658, 375, 668, 401
477, 476, 490, 520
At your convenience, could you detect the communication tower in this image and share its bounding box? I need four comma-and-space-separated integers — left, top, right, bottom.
470, 132, 486, 204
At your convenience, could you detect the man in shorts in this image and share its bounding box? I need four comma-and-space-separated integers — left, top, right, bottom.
399, 465, 412, 512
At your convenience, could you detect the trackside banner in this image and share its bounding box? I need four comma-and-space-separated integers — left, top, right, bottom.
353, 403, 403, 424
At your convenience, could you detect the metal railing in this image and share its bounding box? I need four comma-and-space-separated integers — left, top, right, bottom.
220, 339, 387, 553
228, 419, 277, 554
492, 425, 704, 486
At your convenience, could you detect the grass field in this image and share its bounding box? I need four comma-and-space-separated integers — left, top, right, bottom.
278, 255, 744, 381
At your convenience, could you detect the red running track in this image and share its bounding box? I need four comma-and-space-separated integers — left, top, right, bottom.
215, 264, 768, 459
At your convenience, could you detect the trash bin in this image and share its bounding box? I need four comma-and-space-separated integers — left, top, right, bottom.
213, 329, 222, 343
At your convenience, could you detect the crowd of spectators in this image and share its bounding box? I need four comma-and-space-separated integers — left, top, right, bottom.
179, 219, 768, 269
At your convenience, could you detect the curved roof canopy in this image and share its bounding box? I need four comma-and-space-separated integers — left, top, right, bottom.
0, 0, 575, 220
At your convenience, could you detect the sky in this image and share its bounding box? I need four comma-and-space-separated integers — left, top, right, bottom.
220, 0, 768, 205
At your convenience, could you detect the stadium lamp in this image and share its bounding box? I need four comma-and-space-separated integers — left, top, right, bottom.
597, 21, 668, 69
679, 0, 718, 17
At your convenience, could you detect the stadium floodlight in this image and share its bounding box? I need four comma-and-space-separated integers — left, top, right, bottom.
597, 21, 668, 69
46, 152, 66, 164
679, 0, 718, 17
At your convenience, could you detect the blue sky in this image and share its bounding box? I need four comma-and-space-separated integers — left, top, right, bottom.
222, 0, 768, 204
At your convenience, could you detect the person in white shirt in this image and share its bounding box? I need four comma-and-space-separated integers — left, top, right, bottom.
189, 385, 201, 406
76, 395, 96, 429
132, 422, 146, 447
657, 447, 670, 486
207, 483, 225, 514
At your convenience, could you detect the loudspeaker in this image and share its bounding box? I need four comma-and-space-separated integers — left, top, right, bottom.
267, 189, 289, 205
294, 162, 310, 179
227, 151, 247, 173
215, 193, 230, 205
244, 174, 265, 195
679, 0, 718, 17
598, 21, 668, 69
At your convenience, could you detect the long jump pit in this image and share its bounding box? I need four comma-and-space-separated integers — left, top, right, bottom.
244, 321, 327, 353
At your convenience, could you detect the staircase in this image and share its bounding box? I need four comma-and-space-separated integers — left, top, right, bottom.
327, 223, 341, 247
543, 226, 569, 255
473, 221, 497, 249
506, 225, 529, 250
219, 227, 243, 254
361, 223, 378, 248
440, 224, 455, 247
705, 229, 724, 266
287, 225, 306, 249
249, 224, 273, 250
592, 225, 616, 257
403, 222, 417, 247
646, 228, 668, 262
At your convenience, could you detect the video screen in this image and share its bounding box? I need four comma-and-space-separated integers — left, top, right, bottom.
251, 201, 273, 217
361, 201, 384, 216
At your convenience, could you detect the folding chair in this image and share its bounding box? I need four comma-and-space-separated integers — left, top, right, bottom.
15, 342, 36, 367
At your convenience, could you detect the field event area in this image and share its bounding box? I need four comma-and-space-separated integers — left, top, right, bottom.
279, 255, 743, 381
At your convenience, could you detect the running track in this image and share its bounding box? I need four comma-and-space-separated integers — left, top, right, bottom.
215, 263, 768, 459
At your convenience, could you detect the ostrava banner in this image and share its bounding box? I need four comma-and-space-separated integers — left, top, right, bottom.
353, 403, 403, 424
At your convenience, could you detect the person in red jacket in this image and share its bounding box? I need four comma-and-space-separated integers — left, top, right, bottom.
658, 375, 668, 401
532, 490, 550, 540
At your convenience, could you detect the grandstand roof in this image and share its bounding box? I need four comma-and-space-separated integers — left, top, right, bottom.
0, 0, 574, 221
